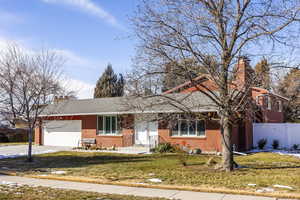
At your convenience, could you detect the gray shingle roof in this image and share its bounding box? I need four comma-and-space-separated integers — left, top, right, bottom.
40, 92, 217, 116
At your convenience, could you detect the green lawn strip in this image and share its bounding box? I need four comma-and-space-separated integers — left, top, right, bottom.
0, 184, 166, 200
0, 152, 300, 194
0, 142, 28, 146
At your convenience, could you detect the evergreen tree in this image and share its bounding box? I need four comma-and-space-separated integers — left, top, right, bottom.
277, 68, 300, 122
162, 58, 208, 92
94, 64, 125, 98
254, 58, 271, 90
116, 73, 125, 96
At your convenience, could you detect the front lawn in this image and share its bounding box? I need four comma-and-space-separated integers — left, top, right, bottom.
1, 151, 300, 196
0, 184, 166, 200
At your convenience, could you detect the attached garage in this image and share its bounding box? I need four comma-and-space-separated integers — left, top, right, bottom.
42, 120, 82, 147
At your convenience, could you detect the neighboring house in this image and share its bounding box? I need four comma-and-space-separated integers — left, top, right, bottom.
13, 119, 29, 129
35, 58, 288, 152
0, 127, 28, 142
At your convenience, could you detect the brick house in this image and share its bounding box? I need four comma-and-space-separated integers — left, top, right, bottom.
35, 58, 288, 152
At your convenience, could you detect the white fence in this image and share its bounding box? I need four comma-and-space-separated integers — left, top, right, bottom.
253, 123, 300, 149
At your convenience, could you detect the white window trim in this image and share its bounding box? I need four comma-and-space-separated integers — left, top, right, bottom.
171, 119, 206, 137
278, 100, 282, 112
97, 115, 120, 135
267, 96, 272, 110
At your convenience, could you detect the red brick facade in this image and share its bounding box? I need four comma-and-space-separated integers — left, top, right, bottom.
35, 114, 223, 151
158, 120, 222, 152
35, 115, 134, 148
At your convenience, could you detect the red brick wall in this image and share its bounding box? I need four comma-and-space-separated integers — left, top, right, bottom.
122, 129, 134, 147
158, 120, 222, 152
96, 135, 123, 147
82, 115, 134, 148
251, 88, 285, 123
34, 124, 42, 145
246, 120, 253, 149
262, 110, 284, 123
81, 115, 97, 138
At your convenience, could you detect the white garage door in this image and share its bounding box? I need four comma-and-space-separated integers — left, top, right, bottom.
43, 120, 82, 147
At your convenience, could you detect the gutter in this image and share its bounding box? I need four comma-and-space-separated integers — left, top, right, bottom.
39, 109, 218, 117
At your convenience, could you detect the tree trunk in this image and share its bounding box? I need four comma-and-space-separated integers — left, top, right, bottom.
27, 128, 33, 162
220, 112, 234, 172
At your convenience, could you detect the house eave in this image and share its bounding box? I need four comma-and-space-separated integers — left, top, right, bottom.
39, 109, 217, 117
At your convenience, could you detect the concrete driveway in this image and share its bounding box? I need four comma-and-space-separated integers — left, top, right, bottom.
0, 145, 71, 159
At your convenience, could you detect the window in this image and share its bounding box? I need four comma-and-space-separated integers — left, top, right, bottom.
278, 100, 282, 112
267, 96, 272, 110
171, 119, 205, 137
171, 121, 179, 136
97, 116, 119, 135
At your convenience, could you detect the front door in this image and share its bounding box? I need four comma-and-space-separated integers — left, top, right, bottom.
134, 115, 158, 146
135, 121, 149, 145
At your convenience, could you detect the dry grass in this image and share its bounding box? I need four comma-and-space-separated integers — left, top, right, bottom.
0, 184, 166, 200
1, 151, 300, 197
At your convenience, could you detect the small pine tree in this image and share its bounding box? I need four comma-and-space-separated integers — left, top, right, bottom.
94, 64, 125, 98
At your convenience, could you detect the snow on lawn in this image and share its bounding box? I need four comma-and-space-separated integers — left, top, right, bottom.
248, 149, 300, 159
276, 151, 300, 158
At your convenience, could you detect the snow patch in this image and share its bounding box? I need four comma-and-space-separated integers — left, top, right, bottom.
276, 151, 300, 159
148, 178, 162, 183
256, 187, 275, 193
248, 149, 300, 159
273, 184, 293, 190
0, 181, 21, 187
51, 171, 67, 175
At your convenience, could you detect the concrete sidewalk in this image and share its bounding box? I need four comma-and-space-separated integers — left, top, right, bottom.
0, 175, 291, 200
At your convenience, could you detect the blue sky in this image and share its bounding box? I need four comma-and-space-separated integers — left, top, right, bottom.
0, 0, 139, 98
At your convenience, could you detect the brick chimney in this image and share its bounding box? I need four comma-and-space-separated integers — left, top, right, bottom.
235, 57, 254, 89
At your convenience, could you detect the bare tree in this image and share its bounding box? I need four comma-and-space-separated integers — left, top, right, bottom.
0, 44, 70, 162
131, 0, 300, 171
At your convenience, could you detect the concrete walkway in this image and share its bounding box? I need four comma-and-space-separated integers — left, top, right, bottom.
0, 175, 292, 200
0, 145, 71, 159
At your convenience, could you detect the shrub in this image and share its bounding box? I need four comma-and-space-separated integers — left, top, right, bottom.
293, 144, 299, 150
89, 145, 98, 150
152, 143, 176, 153
272, 140, 279, 149
258, 138, 267, 150
193, 148, 202, 154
